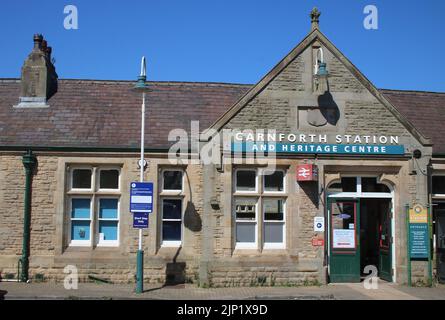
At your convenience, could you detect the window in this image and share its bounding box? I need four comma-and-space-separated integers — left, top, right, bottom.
234, 169, 286, 250
361, 177, 390, 193
236, 170, 257, 192
162, 199, 182, 244
235, 198, 257, 247
99, 169, 119, 189
68, 167, 121, 247
264, 170, 285, 192
433, 176, 445, 195
263, 199, 285, 248
160, 169, 184, 246
97, 198, 119, 245
327, 176, 391, 195
163, 170, 183, 191
70, 198, 92, 245
72, 169, 92, 189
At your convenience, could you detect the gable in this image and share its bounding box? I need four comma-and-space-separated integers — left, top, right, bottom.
208, 30, 431, 151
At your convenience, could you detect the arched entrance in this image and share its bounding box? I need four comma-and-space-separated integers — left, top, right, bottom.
326, 176, 394, 283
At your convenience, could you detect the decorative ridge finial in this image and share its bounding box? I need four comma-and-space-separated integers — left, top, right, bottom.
310, 7, 321, 30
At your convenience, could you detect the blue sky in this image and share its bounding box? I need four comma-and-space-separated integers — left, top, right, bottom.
1, 0, 444, 92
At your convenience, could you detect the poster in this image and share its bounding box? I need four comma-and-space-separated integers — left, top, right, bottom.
333, 229, 355, 249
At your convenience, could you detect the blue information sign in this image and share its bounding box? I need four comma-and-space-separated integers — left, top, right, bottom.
133, 212, 149, 229
130, 182, 153, 213
409, 223, 429, 259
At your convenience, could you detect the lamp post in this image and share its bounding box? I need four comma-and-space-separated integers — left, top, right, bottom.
135, 56, 148, 293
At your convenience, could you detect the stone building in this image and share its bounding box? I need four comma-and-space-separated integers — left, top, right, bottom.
1, 9, 445, 286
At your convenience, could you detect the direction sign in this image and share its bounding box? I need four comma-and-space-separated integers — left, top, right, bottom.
133, 212, 149, 229
130, 182, 153, 213
314, 216, 325, 232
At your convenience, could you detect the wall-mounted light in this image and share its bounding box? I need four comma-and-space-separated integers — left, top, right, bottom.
314, 48, 329, 93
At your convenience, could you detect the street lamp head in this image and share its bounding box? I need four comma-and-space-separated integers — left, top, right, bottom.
134, 56, 149, 90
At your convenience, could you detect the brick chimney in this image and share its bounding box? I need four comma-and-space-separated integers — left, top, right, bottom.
16, 34, 58, 108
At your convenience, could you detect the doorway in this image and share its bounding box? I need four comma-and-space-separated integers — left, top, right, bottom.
360, 198, 392, 282
327, 176, 394, 283
434, 202, 445, 283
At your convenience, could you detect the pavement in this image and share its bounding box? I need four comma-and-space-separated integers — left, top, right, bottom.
1, 281, 445, 300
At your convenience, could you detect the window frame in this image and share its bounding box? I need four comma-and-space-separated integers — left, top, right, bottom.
96, 196, 120, 247
262, 169, 286, 194
160, 197, 183, 247
97, 168, 121, 192
234, 198, 258, 249
69, 196, 93, 247
70, 167, 93, 192
263, 198, 286, 249
234, 168, 259, 194
67, 165, 122, 248
161, 169, 184, 194
432, 174, 445, 198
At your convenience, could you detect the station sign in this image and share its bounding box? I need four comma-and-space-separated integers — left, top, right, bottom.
133, 212, 149, 229
130, 182, 153, 213
297, 164, 318, 182
408, 204, 429, 259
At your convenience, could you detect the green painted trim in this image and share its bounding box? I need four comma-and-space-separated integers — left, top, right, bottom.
20, 150, 37, 282
0, 146, 172, 153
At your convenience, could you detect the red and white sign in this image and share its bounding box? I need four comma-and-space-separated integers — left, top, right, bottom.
312, 238, 324, 247
297, 164, 318, 182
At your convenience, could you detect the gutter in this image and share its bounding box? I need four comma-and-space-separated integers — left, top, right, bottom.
20, 150, 37, 282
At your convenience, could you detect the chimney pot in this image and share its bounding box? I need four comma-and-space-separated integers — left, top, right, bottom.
17, 34, 58, 107
33, 34, 43, 50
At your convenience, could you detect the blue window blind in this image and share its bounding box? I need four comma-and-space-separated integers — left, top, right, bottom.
98, 198, 119, 241
71, 220, 90, 241
99, 199, 118, 219
99, 221, 118, 241
71, 199, 91, 219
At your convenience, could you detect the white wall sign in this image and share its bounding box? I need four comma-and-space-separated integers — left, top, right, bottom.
314, 217, 325, 232
333, 229, 355, 249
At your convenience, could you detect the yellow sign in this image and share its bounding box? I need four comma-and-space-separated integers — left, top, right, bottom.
409, 204, 428, 223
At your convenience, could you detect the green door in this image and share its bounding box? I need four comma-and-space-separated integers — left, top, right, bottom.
378, 199, 392, 282
329, 199, 361, 283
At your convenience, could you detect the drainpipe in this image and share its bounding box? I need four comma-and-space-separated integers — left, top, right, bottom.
20, 150, 36, 282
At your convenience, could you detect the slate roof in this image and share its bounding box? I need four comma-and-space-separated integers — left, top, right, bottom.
381, 89, 445, 154
0, 79, 250, 150
0, 79, 444, 154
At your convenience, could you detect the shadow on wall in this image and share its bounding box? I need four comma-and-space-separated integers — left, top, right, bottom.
183, 201, 202, 233
165, 247, 186, 286
299, 181, 319, 209
164, 201, 201, 286
317, 90, 340, 126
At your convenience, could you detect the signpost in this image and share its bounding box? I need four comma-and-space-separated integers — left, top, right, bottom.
406, 204, 432, 287
133, 56, 151, 294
